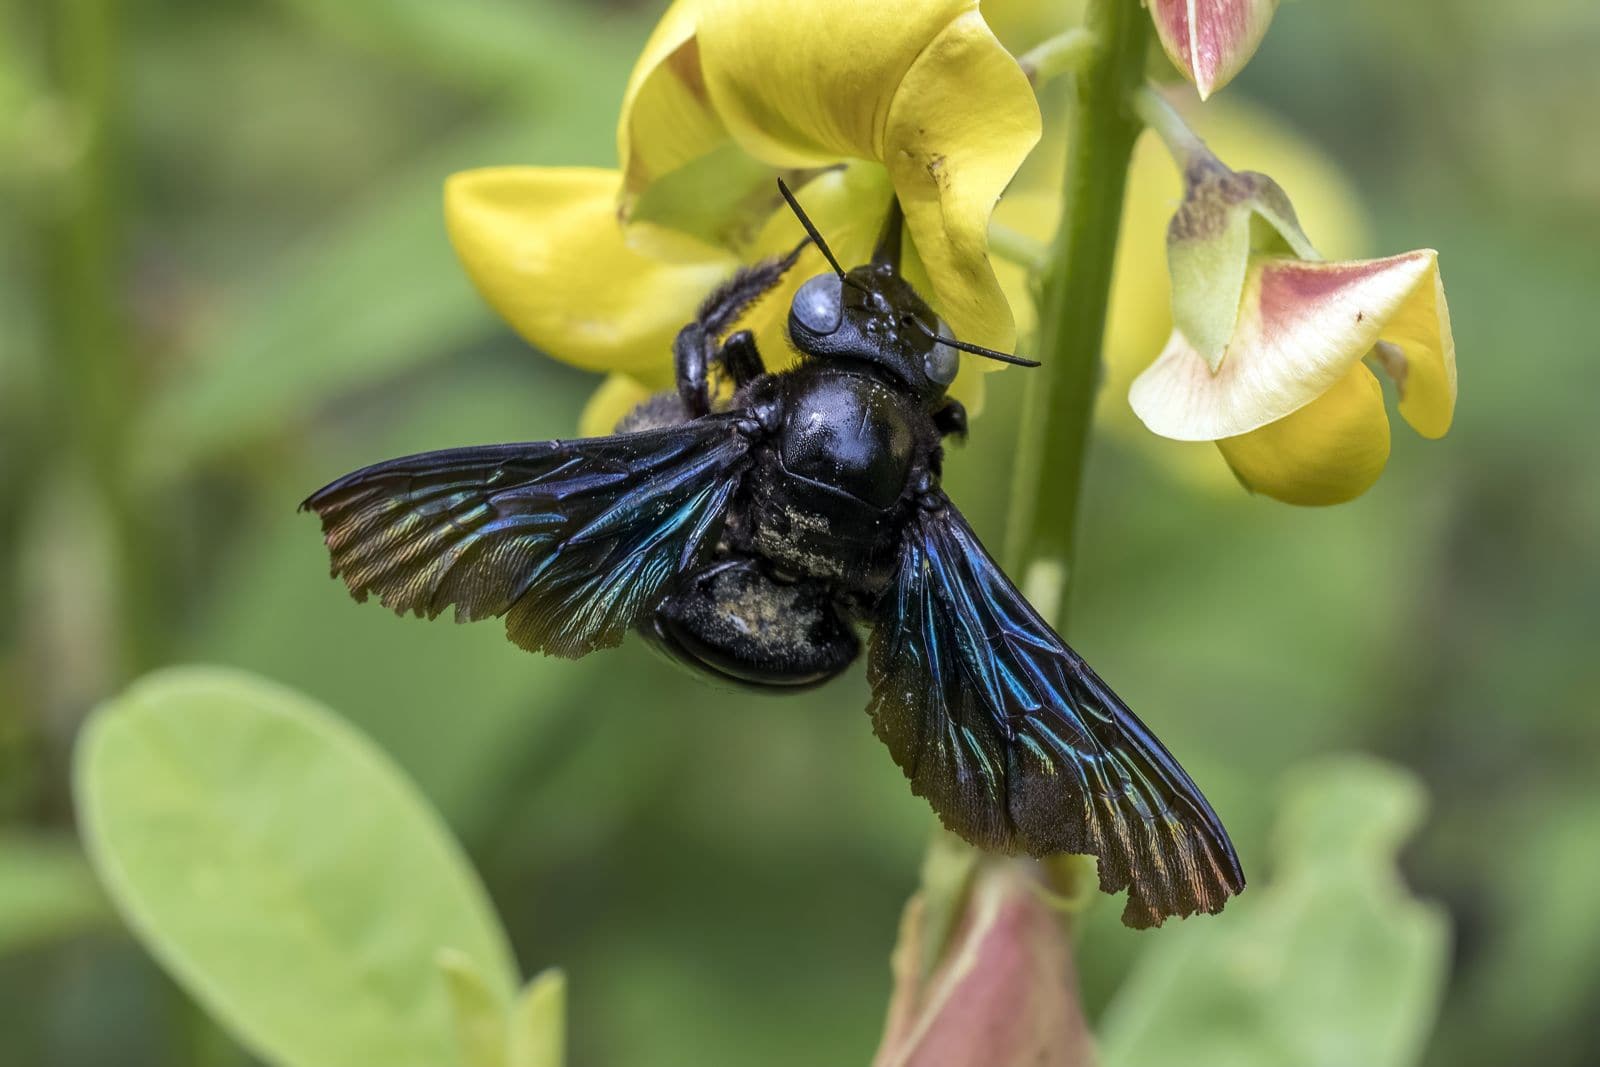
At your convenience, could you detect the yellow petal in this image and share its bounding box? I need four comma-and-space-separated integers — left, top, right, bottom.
900, 232, 991, 415
616, 0, 727, 205
885, 9, 1041, 351
989, 188, 1053, 342
614, 1, 789, 264
1216, 362, 1391, 505
578, 374, 654, 438
1377, 254, 1456, 438
695, 0, 1039, 353
445, 166, 736, 384
1130, 250, 1441, 440
1149, 0, 1281, 100
695, 0, 974, 167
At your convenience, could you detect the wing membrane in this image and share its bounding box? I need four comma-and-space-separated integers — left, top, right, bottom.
868, 497, 1245, 927
303, 417, 753, 658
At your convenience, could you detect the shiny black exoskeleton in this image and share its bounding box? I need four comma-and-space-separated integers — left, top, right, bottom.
642, 206, 971, 690
304, 182, 1246, 928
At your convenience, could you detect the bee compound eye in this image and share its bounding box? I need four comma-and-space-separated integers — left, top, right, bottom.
790, 273, 844, 335
923, 321, 960, 385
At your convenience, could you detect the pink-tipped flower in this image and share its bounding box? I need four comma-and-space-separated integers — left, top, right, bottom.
1130, 146, 1457, 506
1149, 0, 1281, 100
874, 858, 1094, 1067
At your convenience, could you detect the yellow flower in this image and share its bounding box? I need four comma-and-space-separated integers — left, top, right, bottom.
1147, 0, 1281, 100
447, 0, 1041, 437
1129, 146, 1457, 506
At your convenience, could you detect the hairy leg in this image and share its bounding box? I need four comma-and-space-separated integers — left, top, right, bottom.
674, 240, 806, 417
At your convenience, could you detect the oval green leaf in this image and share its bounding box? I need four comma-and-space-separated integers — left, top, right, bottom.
1099, 755, 1449, 1067
74, 665, 519, 1067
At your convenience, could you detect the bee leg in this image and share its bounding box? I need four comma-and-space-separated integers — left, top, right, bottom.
697, 239, 807, 336
674, 241, 805, 417
644, 557, 859, 691
719, 329, 767, 387
933, 399, 968, 442
674, 324, 717, 418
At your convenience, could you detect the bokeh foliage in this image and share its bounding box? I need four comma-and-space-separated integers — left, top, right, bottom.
2, 1, 1597, 1065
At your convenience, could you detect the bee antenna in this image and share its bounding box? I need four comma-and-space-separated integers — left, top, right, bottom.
777, 178, 846, 279
906, 317, 1041, 368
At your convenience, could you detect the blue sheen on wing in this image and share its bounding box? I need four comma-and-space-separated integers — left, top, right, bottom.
302, 417, 754, 659
866, 497, 1246, 928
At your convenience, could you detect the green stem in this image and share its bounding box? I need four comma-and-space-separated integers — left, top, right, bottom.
1131, 82, 1208, 163
41, 0, 159, 677
1003, 0, 1149, 632
987, 221, 1051, 273
1017, 27, 1098, 87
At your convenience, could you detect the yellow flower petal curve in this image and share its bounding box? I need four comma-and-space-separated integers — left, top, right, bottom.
885, 9, 1041, 351
445, 167, 737, 385
616, 0, 727, 206
1377, 258, 1456, 438
1217, 362, 1391, 505
694, 0, 1039, 353
695, 0, 973, 168
1129, 250, 1443, 441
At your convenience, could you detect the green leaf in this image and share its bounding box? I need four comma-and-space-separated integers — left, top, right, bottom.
440, 949, 510, 1067
437, 954, 566, 1067
1099, 755, 1449, 1067
508, 969, 566, 1067
74, 666, 519, 1067
0, 833, 109, 955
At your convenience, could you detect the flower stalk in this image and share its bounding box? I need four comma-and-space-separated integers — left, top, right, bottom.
1018, 28, 1099, 87
39, 0, 160, 678
1003, 0, 1150, 632
1130, 83, 1207, 162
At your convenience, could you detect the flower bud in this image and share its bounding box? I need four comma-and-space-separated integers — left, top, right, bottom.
873, 855, 1093, 1067
1149, 0, 1281, 100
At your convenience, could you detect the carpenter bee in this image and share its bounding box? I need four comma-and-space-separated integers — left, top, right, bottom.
303, 181, 1244, 927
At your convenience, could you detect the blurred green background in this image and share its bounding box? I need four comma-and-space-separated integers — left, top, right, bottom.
2, 0, 1597, 1064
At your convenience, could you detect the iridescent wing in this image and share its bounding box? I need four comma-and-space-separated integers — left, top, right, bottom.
867, 496, 1245, 927
302, 416, 754, 658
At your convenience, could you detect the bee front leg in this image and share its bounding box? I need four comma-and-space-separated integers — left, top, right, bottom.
673, 327, 770, 418
674, 323, 718, 418
675, 241, 804, 417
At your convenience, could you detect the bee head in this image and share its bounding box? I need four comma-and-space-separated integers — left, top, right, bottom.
778, 180, 1038, 400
